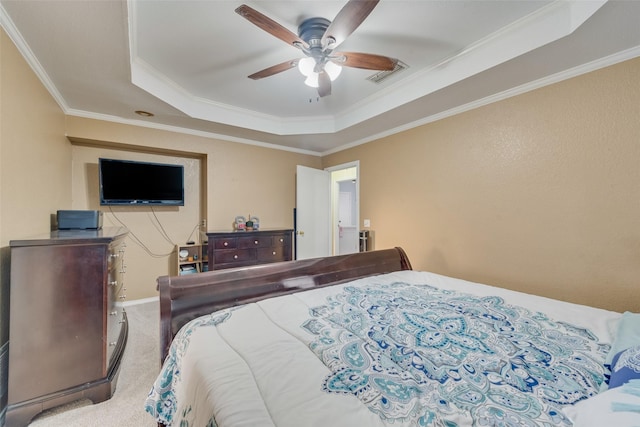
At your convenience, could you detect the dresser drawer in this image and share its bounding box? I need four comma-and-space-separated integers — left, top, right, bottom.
212, 237, 237, 249
271, 234, 291, 247
257, 246, 290, 262
106, 239, 126, 368
213, 249, 255, 264
106, 307, 125, 364
238, 235, 272, 249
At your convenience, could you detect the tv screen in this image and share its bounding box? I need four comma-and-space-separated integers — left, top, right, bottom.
99, 158, 184, 206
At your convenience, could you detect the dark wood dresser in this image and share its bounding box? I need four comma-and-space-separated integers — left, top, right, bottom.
6, 227, 128, 427
206, 229, 293, 270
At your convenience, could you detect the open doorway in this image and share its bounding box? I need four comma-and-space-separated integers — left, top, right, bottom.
327, 162, 359, 256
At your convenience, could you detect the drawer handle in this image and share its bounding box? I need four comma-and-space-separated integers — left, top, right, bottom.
110, 311, 118, 316
109, 341, 117, 347
110, 253, 120, 259
119, 295, 127, 300
254, 240, 259, 245
234, 255, 238, 259
110, 280, 118, 287
224, 241, 229, 247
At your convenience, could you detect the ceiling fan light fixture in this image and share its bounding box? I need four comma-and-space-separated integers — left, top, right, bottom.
325, 61, 342, 81
237, 2, 397, 98
298, 57, 315, 77
304, 73, 319, 88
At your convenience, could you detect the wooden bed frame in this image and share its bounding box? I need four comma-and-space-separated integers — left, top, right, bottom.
157, 247, 412, 363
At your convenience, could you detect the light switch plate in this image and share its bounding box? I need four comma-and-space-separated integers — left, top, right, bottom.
363, 219, 371, 227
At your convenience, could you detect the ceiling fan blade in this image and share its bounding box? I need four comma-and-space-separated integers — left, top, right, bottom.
332, 52, 396, 70
321, 0, 380, 50
317, 71, 331, 97
248, 59, 299, 80
236, 4, 308, 49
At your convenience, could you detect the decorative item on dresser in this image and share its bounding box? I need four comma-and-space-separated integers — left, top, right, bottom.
6, 227, 129, 427
205, 229, 293, 270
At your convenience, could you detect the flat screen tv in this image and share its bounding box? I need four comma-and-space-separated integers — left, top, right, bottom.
99, 158, 184, 206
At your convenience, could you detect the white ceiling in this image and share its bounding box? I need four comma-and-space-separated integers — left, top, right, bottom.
1, 0, 639, 155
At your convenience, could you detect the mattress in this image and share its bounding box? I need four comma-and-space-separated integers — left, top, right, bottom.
145, 270, 622, 427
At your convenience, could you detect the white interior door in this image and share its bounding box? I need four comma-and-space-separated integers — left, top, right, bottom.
296, 165, 331, 260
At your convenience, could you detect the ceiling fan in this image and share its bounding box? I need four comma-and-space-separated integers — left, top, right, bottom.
235, 0, 398, 97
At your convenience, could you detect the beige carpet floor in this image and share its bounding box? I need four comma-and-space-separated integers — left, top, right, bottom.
29, 300, 160, 427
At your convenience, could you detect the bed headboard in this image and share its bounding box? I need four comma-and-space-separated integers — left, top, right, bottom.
157, 247, 412, 363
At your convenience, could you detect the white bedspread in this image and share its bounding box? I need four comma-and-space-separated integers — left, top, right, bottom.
146, 270, 621, 427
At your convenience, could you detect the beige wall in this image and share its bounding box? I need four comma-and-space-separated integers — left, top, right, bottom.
0, 30, 70, 239
324, 57, 640, 313
2, 22, 639, 313
0, 25, 321, 304
1, 29, 70, 343
65, 118, 321, 299
70, 144, 203, 300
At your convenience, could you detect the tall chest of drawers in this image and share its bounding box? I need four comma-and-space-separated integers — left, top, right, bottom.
6, 227, 128, 427
206, 229, 293, 270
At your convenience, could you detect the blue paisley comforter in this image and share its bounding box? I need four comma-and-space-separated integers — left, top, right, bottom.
145, 270, 620, 427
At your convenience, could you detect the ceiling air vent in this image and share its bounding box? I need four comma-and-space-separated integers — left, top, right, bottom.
367, 60, 408, 84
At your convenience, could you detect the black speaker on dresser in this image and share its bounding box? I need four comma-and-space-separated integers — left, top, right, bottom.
56, 210, 103, 230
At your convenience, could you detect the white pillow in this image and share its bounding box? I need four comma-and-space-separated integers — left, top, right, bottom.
606, 312, 640, 365
563, 379, 640, 427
